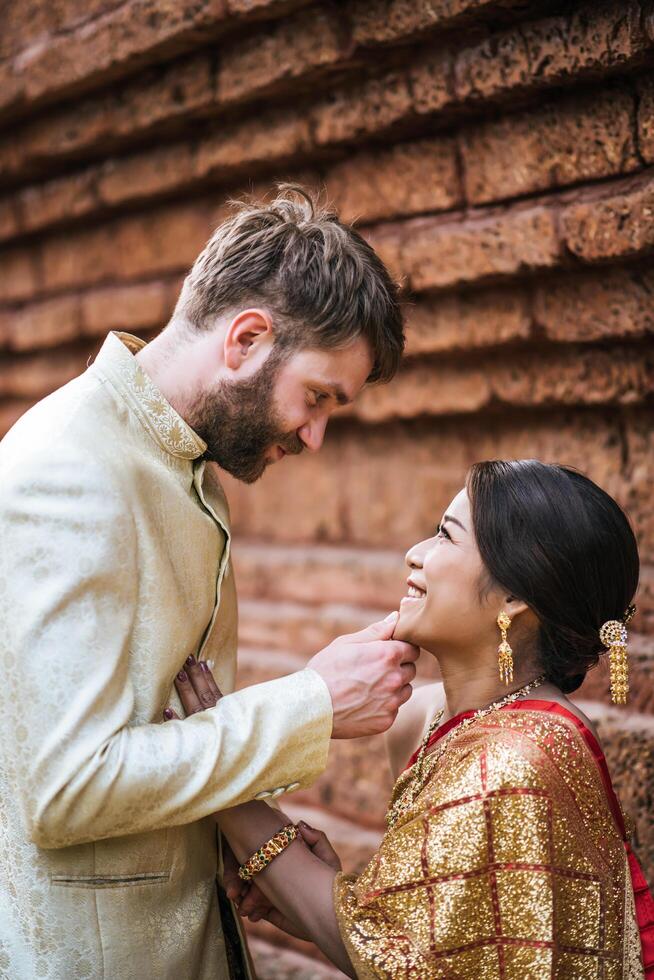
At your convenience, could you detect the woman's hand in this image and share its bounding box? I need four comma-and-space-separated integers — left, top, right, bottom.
163, 657, 339, 936
164, 656, 352, 972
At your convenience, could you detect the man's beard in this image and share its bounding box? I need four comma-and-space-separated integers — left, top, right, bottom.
186, 350, 303, 484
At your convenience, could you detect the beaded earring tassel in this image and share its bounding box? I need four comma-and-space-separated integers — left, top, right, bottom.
600, 620, 629, 705
497, 611, 513, 685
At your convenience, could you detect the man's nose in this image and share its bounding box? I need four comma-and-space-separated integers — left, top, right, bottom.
299, 417, 328, 453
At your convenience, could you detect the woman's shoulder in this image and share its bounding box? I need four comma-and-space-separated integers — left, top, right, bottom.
385, 681, 444, 780
440, 701, 605, 800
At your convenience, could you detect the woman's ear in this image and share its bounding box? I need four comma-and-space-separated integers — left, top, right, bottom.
502, 595, 531, 621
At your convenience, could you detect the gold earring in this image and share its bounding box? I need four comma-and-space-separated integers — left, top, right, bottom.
600, 619, 629, 705
497, 611, 513, 685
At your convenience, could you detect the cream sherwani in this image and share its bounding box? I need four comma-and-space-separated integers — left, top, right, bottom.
0, 332, 333, 979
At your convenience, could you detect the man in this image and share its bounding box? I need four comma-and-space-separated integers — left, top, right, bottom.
0, 186, 418, 979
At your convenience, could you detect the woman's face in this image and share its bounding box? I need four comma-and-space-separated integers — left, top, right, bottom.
394, 488, 501, 655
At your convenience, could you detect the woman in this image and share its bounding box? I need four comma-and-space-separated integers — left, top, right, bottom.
169, 460, 654, 977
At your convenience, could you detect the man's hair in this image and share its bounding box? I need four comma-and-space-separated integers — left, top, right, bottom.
174, 184, 405, 382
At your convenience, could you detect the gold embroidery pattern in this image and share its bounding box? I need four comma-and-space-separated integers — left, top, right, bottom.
129, 363, 205, 459
102, 332, 207, 460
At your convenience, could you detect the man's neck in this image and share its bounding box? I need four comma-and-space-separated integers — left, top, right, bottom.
135, 329, 193, 418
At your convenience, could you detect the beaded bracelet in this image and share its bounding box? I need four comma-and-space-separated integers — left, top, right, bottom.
238, 824, 298, 881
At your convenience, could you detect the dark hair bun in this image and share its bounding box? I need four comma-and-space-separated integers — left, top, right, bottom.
467, 460, 639, 694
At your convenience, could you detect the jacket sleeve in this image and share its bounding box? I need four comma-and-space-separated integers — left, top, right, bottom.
0, 451, 332, 849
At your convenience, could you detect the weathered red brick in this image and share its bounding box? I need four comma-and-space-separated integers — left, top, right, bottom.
0, 400, 33, 439
461, 85, 640, 204
0, 198, 21, 242
18, 171, 99, 236
349, 0, 519, 47
455, 0, 651, 104
234, 540, 406, 610
638, 76, 654, 164
222, 411, 633, 550
218, 6, 346, 105
408, 49, 454, 116
366, 203, 560, 292
0, 54, 214, 186
96, 145, 197, 208
562, 172, 654, 261
0, 1, 56, 61
533, 266, 654, 343
349, 345, 652, 423
239, 599, 385, 656
591, 710, 654, 882
405, 286, 531, 354
0, 247, 40, 303
326, 137, 461, 224
311, 71, 413, 146
193, 112, 314, 184
80, 280, 175, 336
37, 202, 213, 294
0, 0, 229, 121
0, 345, 90, 399
0, 295, 82, 352
624, 408, 654, 568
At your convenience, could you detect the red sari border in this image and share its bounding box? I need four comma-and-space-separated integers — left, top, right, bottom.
405, 698, 654, 977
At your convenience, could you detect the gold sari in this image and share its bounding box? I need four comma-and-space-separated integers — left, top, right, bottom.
335, 704, 647, 978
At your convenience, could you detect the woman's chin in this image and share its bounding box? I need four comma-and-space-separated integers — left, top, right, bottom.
394, 604, 420, 644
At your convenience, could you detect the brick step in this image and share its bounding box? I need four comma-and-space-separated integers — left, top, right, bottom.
234, 539, 405, 609
238, 601, 389, 657
248, 936, 344, 979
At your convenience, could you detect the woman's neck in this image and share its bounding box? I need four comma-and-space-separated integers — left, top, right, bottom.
437, 657, 543, 723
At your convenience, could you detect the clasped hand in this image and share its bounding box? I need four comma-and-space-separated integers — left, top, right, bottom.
164, 655, 341, 936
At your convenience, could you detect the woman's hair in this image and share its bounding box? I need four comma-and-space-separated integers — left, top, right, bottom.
466, 459, 639, 694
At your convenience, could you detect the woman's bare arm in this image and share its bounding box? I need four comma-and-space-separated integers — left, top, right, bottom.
167, 658, 354, 976
216, 801, 354, 976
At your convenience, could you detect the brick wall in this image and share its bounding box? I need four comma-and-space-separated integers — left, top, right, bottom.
1, 2, 653, 975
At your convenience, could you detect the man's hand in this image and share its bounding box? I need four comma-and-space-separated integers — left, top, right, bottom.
307, 612, 419, 739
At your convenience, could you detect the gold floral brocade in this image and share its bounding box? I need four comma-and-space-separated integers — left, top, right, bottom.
334, 709, 643, 979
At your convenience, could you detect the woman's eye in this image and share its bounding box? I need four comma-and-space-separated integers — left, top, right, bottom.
436, 523, 450, 540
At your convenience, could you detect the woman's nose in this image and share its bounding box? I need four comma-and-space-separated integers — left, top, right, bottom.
405, 542, 425, 570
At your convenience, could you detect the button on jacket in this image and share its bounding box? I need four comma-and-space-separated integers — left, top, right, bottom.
0, 332, 333, 979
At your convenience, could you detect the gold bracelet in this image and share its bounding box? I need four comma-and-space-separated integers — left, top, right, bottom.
238, 823, 298, 881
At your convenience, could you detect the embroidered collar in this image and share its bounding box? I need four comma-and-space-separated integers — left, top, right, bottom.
93, 332, 207, 461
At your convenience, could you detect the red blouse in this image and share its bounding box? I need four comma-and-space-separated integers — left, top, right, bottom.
406, 699, 654, 977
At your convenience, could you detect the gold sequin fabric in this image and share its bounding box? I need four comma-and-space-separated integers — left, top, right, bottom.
335, 709, 644, 979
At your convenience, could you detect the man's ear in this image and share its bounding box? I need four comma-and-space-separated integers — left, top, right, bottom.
224, 308, 273, 370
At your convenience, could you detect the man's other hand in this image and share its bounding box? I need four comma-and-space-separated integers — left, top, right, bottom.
306, 612, 419, 739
